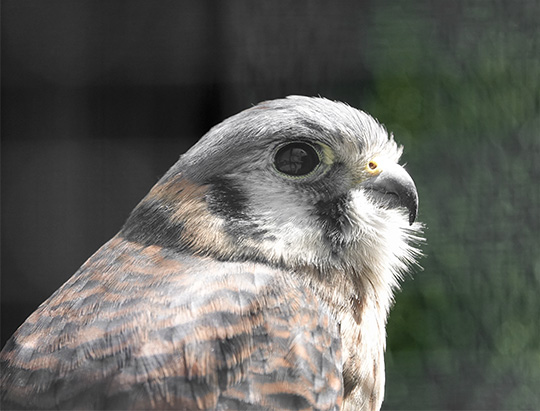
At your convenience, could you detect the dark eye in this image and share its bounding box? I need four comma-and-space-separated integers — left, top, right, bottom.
274, 142, 320, 176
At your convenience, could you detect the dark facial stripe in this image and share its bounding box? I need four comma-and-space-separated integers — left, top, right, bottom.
120, 199, 187, 251
205, 177, 249, 221
315, 193, 352, 253
206, 178, 268, 242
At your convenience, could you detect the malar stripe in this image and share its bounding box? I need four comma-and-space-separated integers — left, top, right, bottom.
315, 191, 353, 252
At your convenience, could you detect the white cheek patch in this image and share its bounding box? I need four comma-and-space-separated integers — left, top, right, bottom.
347, 189, 423, 297
348, 191, 381, 235
239, 175, 331, 265
233, 175, 423, 307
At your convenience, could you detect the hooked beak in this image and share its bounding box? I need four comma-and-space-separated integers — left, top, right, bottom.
361, 163, 419, 225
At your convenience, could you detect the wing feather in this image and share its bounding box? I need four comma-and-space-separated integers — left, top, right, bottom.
1, 236, 342, 410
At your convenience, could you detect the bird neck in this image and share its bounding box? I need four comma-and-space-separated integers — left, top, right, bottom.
298, 265, 388, 410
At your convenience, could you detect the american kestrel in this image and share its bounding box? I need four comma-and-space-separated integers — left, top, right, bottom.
1, 96, 422, 410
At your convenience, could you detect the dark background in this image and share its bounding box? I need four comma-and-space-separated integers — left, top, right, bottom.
2, 1, 539, 409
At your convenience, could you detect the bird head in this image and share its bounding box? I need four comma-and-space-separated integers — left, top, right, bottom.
121, 96, 423, 303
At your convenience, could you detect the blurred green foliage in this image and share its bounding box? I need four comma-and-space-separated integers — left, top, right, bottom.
360, 1, 540, 409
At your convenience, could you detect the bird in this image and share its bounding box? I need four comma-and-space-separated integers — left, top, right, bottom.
1, 96, 422, 410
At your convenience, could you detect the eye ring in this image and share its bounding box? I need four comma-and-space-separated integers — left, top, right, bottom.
273, 142, 321, 177
366, 158, 382, 175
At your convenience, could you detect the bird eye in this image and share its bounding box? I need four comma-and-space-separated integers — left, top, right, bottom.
274, 142, 321, 176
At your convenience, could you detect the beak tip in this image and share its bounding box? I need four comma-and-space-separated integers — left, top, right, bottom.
362, 163, 419, 226
408, 193, 419, 225
409, 209, 417, 225
408, 194, 418, 225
